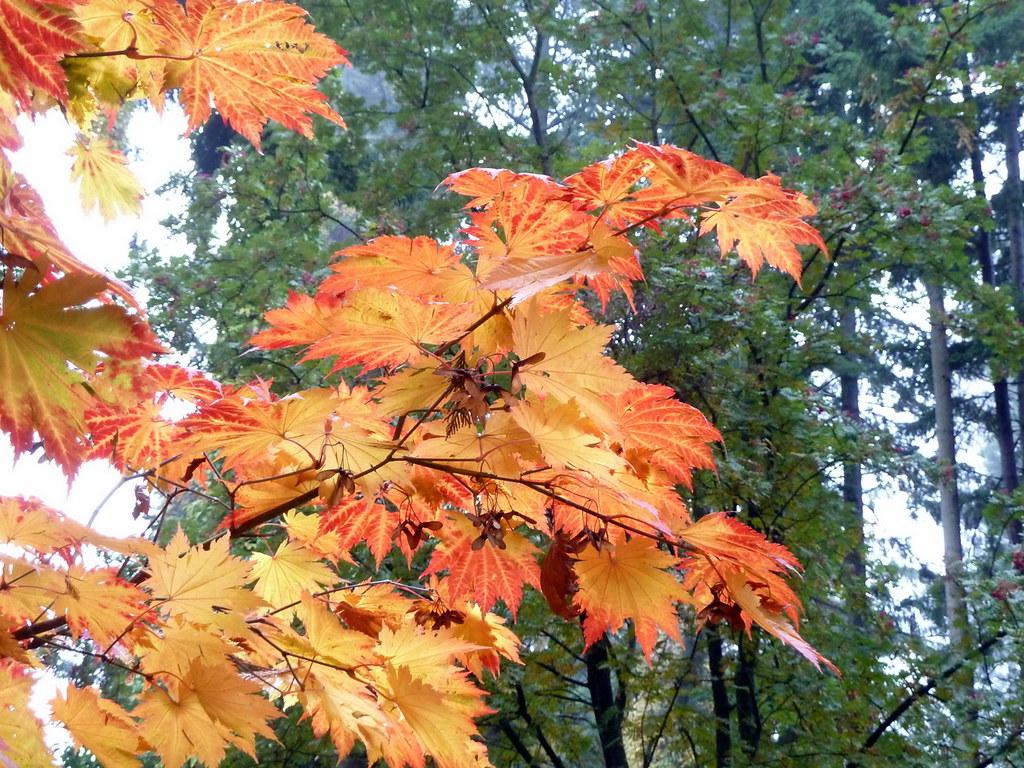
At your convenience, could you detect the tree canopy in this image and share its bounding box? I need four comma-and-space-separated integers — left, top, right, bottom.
3, 0, 1024, 767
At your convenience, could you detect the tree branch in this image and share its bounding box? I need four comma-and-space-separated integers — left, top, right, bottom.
848, 632, 1007, 766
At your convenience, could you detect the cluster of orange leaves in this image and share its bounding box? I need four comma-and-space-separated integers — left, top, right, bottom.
0, 1, 835, 765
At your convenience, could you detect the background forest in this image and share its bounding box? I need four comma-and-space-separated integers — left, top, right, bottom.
69, 0, 1023, 765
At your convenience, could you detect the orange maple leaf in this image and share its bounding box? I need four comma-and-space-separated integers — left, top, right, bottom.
424, 515, 541, 616
252, 288, 473, 374
700, 175, 828, 280
678, 513, 836, 673
0, 0, 81, 107
319, 494, 399, 566
604, 383, 722, 488
573, 537, 685, 661
633, 142, 752, 213
324, 235, 463, 298
564, 151, 658, 229
150, 0, 348, 147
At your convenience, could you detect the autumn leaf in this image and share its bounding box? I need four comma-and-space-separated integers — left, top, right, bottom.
510, 397, 626, 476
247, 289, 340, 352
136, 618, 234, 678
375, 622, 484, 682
0, 158, 132, 295
68, 135, 144, 220
564, 151, 657, 229
632, 142, 751, 213
676, 512, 800, 572
424, 515, 541, 616
52, 685, 147, 768
319, 494, 398, 566
465, 174, 591, 300
0, 495, 82, 554
71, 0, 169, 109
278, 508, 341, 557
295, 591, 380, 667
442, 166, 561, 210
251, 540, 336, 609
721, 567, 838, 674
0, 271, 159, 475
0, 0, 81, 107
52, 565, 148, 648
252, 288, 473, 374
0, 663, 52, 768
144, 529, 264, 633
304, 290, 473, 374
574, 538, 685, 661
604, 383, 722, 488
150, 0, 348, 147
134, 683, 230, 768
700, 176, 827, 279
539, 532, 580, 620
183, 384, 350, 467
445, 601, 521, 678
381, 663, 493, 768
676, 513, 835, 671
185, 660, 281, 757
324, 235, 463, 298
511, 299, 634, 410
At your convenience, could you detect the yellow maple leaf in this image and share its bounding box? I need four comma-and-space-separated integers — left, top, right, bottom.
0, 556, 65, 623
382, 665, 492, 768
251, 540, 336, 610
511, 299, 634, 411
375, 622, 483, 686
0, 496, 80, 554
144, 529, 263, 634
0, 663, 52, 768
281, 509, 342, 559
372, 356, 452, 419
510, 397, 626, 477
134, 683, 229, 768
573, 538, 685, 661
68, 135, 144, 220
51, 565, 147, 648
186, 660, 280, 757
71, 0, 168, 111
136, 617, 234, 678
52, 685, 147, 768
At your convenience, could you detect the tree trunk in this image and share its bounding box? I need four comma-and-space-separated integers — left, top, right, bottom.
840, 300, 868, 622
707, 627, 732, 768
926, 280, 974, 763
967, 117, 1020, 542
1003, 101, 1024, 545
734, 634, 761, 758
584, 634, 630, 768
